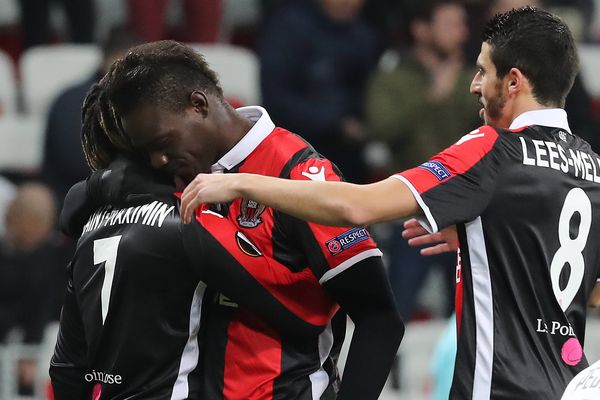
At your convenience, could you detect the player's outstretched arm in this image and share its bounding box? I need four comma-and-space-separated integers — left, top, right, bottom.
323, 257, 404, 400
181, 173, 420, 227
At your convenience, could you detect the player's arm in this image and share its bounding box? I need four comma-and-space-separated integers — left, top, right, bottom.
180, 209, 329, 337
323, 257, 404, 400
182, 126, 504, 231
590, 282, 600, 307
49, 262, 91, 399
182, 174, 420, 227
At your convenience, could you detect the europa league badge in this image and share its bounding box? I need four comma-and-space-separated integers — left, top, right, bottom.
237, 199, 266, 228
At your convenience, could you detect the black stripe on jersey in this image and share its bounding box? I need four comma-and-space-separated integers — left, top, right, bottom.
271, 311, 345, 400
272, 146, 345, 279
198, 287, 230, 400
450, 224, 477, 400
279, 145, 321, 178
187, 289, 212, 400
278, 144, 345, 182
273, 337, 320, 400
272, 210, 331, 278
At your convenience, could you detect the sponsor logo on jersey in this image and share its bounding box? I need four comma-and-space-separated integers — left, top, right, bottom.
418, 161, 452, 181
235, 231, 262, 257
559, 131, 567, 141
456, 129, 485, 145
84, 369, 123, 385
325, 227, 370, 255
535, 318, 576, 336
301, 166, 327, 181
237, 199, 266, 228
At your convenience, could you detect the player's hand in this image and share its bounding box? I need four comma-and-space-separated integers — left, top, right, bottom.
181, 173, 243, 224
401, 218, 459, 256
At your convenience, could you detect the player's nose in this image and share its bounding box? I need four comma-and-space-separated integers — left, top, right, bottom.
470, 74, 481, 95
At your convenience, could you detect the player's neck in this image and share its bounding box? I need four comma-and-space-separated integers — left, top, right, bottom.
217, 106, 255, 154
506, 95, 551, 128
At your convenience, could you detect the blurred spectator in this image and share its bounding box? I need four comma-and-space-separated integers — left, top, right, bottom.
366, 0, 479, 172
128, 0, 222, 43
545, 0, 595, 42
0, 183, 67, 393
364, 0, 479, 322
361, 0, 406, 56
42, 26, 140, 205
18, 0, 95, 48
259, 0, 379, 182
0, 176, 16, 239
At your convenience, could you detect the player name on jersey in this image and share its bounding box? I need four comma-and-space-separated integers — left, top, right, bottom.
81, 201, 175, 234
520, 136, 600, 183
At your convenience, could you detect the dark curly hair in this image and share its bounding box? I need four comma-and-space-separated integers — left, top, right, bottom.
81, 40, 225, 170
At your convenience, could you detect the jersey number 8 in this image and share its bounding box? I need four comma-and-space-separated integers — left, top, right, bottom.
550, 188, 591, 312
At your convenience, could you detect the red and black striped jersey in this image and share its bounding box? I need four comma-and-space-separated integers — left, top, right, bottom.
50, 189, 333, 400
395, 109, 600, 399
199, 106, 382, 400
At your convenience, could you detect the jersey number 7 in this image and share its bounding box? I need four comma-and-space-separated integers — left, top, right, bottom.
93, 236, 122, 324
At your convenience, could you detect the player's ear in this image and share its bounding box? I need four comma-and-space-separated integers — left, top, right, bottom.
507, 67, 526, 97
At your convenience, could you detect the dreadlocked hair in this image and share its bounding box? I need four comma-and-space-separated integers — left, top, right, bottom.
81, 65, 141, 170
81, 40, 227, 170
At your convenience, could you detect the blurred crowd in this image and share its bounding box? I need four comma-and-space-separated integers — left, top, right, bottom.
0, 0, 599, 398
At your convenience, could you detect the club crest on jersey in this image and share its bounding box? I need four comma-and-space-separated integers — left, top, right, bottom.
325, 227, 370, 256
237, 198, 266, 228
418, 161, 452, 181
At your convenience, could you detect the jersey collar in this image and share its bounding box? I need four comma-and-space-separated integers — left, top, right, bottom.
509, 108, 572, 134
211, 106, 276, 172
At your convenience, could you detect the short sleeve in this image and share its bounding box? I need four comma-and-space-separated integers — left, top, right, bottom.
286, 157, 383, 283
395, 126, 505, 232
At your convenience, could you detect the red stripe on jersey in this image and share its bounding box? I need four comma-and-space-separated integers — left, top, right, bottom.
398, 125, 500, 195
198, 209, 338, 327
455, 248, 463, 336
239, 128, 309, 177
223, 312, 281, 400
231, 128, 309, 259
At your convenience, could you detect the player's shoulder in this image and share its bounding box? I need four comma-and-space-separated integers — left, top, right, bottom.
241, 127, 308, 174
267, 127, 310, 154
439, 125, 504, 159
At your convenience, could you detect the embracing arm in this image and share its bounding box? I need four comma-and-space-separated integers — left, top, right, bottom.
181, 174, 420, 227
323, 256, 404, 400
